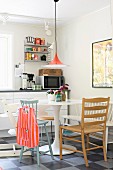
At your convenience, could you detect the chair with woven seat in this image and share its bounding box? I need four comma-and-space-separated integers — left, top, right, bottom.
38, 112, 54, 141
19, 99, 54, 166
60, 97, 110, 167
61, 100, 113, 152
37, 103, 54, 141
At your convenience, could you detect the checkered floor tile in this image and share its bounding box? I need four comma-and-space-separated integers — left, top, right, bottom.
0, 135, 113, 170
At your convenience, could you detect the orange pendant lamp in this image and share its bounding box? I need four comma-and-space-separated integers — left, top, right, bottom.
50, 53, 63, 65
42, 0, 66, 68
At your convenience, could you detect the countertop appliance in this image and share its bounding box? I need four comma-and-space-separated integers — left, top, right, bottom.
21, 73, 28, 89
27, 74, 34, 89
20, 73, 34, 90
36, 76, 65, 89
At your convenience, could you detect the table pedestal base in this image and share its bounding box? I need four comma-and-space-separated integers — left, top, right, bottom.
39, 143, 76, 156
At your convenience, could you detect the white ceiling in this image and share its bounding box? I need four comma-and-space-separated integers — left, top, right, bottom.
0, 0, 110, 26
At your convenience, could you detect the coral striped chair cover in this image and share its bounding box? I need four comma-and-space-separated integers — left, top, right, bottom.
17, 107, 39, 148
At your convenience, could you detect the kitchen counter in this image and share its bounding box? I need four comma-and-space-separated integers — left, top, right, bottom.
0, 89, 48, 93
0, 89, 71, 93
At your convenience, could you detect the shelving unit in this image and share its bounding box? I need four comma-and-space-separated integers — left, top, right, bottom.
24, 43, 51, 63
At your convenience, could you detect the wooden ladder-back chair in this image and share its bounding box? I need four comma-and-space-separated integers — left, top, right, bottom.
60, 97, 110, 167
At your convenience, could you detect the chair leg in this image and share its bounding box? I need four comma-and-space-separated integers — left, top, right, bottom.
19, 146, 24, 162
60, 127, 63, 160
64, 118, 67, 124
81, 132, 89, 167
36, 146, 40, 166
106, 127, 108, 153
44, 124, 54, 160
40, 126, 43, 141
103, 130, 107, 161
51, 121, 53, 142
31, 148, 34, 157
86, 134, 89, 152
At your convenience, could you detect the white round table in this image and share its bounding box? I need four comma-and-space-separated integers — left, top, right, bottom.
38, 99, 77, 155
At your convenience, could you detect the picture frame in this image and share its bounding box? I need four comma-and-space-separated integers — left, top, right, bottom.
92, 38, 113, 88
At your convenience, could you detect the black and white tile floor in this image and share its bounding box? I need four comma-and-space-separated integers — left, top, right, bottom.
0, 136, 113, 170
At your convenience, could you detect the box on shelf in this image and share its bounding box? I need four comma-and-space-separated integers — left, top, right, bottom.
39, 69, 63, 76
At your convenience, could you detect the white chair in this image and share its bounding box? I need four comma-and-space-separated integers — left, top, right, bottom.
61, 102, 82, 125
106, 103, 113, 151
0, 101, 31, 157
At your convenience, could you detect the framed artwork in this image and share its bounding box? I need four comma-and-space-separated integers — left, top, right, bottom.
92, 39, 113, 88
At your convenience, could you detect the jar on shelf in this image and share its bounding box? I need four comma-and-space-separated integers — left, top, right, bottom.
34, 54, 38, 60
32, 47, 37, 51
37, 47, 41, 52
28, 53, 32, 60
41, 38, 45, 45
35, 38, 41, 45
25, 53, 31, 60
32, 54, 34, 60
25, 53, 29, 60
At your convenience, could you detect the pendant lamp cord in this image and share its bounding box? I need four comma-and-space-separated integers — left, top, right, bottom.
55, 1, 57, 54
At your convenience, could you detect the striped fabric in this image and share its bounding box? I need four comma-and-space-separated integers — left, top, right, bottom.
17, 107, 39, 148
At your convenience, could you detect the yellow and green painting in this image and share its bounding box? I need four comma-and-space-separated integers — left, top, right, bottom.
92, 39, 113, 87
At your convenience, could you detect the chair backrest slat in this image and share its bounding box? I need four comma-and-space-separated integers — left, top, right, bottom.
84, 113, 106, 118
84, 105, 107, 111
84, 120, 105, 126
20, 100, 38, 118
84, 97, 109, 103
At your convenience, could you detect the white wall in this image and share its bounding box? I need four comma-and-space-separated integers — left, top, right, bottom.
0, 23, 54, 90
57, 6, 113, 101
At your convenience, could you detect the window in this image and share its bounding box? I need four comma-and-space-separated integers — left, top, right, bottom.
0, 34, 13, 90
92, 39, 113, 88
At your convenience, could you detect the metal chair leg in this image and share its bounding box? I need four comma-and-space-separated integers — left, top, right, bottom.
31, 148, 34, 157
44, 124, 54, 160
51, 121, 54, 142
40, 126, 43, 141
37, 146, 40, 166
19, 146, 24, 162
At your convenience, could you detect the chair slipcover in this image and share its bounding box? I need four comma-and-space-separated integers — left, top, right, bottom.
17, 107, 39, 148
